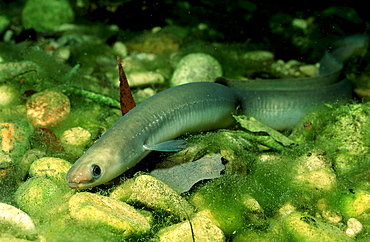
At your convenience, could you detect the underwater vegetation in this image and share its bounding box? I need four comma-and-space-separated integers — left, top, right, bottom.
1, 0, 370, 241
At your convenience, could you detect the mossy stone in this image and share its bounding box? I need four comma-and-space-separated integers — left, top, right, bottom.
170, 53, 222, 87
22, 0, 75, 32
14, 176, 63, 217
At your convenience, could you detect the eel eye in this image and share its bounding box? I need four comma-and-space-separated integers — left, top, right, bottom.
91, 164, 102, 179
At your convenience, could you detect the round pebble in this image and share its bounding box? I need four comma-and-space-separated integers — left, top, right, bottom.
170, 53, 222, 87
60, 127, 91, 147
113, 41, 128, 57
14, 176, 63, 217
0, 85, 16, 107
346, 218, 363, 238
26, 90, 70, 127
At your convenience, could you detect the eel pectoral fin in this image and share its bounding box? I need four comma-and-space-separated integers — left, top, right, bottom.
143, 140, 188, 152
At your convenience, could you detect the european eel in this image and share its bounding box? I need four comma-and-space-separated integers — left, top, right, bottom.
66, 35, 368, 189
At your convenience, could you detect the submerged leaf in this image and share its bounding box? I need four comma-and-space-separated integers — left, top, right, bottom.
234, 115, 296, 150
150, 153, 225, 193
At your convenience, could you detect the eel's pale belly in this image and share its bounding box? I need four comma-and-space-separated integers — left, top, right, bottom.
66, 35, 368, 189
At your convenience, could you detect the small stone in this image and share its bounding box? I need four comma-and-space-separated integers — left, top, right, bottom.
295, 150, 332, 173
241, 50, 274, 63
0, 152, 12, 169
60, 127, 91, 155
69, 192, 151, 238
0, 85, 17, 107
109, 178, 135, 202
125, 31, 181, 54
170, 53, 222, 87
321, 209, 342, 225
291, 150, 337, 192
29, 157, 71, 182
1, 123, 16, 153
0, 203, 38, 240
292, 18, 308, 30
53, 46, 71, 62
0, 120, 33, 158
113, 41, 128, 58
127, 71, 165, 87
135, 87, 156, 102
157, 213, 225, 242
283, 211, 352, 241
0, 61, 38, 81
26, 90, 70, 127
299, 64, 318, 77
17, 149, 45, 180
346, 218, 363, 238
240, 194, 267, 228
128, 175, 196, 220
278, 203, 296, 217
292, 167, 337, 191
22, 0, 75, 32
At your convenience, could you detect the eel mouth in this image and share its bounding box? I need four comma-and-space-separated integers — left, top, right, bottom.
67, 180, 94, 189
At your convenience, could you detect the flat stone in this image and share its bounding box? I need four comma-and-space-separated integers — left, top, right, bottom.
69, 192, 151, 238
128, 175, 196, 220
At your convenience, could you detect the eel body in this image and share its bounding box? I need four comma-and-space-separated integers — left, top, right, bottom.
66, 35, 368, 189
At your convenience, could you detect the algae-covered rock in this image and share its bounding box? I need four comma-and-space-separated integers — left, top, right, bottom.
240, 194, 268, 228
60, 127, 91, 155
170, 53, 222, 86
22, 0, 75, 32
0, 203, 38, 240
234, 217, 286, 241
0, 85, 17, 107
157, 213, 225, 242
0, 61, 39, 83
109, 178, 135, 202
14, 176, 65, 217
29, 157, 71, 182
292, 167, 337, 192
189, 179, 247, 236
127, 71, 165, 87
128, 175, 196, 220
26, 90, 70, 127
69, 192, 151, 238
290, 151, 337, 193
314, 103, 370, 174
0, 120, 34, 185
190, 193, 246, 236
0, 120, 33, 158
283, 211, 353, 241
340, 190, 370, 218
17, 149, 45, 181
233, 229, 278, 242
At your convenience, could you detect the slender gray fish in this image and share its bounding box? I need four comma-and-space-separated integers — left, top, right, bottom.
66, 35, 368, 189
